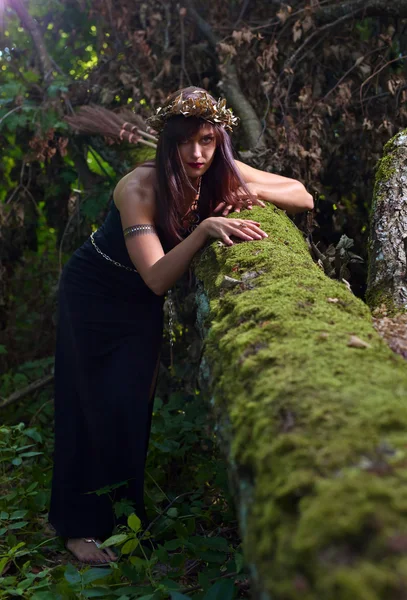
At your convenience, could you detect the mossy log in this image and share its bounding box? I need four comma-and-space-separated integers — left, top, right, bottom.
194, 205, 407, 600
367, 129, 407, 314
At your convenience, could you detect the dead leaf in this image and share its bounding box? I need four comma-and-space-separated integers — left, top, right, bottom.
348, 335, 371, 349
327, 297, 339, 303
220, 275, 241, 289
217, 42, 237, 57
292, 20, 302, 42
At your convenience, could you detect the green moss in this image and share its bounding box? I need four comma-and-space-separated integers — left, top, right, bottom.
372, 128, 407, 208
372, 153, 396, 206
195, 205, 407, 599
365, 286, 398, 316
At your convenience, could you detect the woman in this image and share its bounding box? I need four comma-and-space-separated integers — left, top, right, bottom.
49, 87, 313, 564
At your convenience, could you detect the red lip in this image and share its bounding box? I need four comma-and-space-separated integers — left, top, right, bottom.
187, 163, 204, 168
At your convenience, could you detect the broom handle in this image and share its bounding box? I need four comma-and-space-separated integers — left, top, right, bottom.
138, 129, 158, 142
138, 138, 157, 149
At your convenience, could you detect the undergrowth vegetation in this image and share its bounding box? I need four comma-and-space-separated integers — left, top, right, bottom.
0, 391, 249, 599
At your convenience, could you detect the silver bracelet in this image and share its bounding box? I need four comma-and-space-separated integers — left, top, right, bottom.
123, 224, 157, 238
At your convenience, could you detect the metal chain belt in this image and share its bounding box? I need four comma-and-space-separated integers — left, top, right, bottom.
90, 231, 137, 272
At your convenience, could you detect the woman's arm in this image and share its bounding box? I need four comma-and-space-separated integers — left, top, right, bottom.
115, 172, 268, 296
235, 159, 314, 214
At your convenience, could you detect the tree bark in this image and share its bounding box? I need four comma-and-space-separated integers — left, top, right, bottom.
194, 206, 407, 599
366, 129, 407, 314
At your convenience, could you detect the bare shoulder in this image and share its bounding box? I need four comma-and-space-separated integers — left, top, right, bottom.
114, 165, 157, 209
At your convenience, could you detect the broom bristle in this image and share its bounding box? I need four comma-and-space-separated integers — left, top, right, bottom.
65, 105, 157, 147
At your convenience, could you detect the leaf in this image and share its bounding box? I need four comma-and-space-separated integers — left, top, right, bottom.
171, 593, 192, 600
234, 552, 244, 573
292, 20, 302, 42
64, 563, 81, 586
82, 588, 113, 598
127, 513, 141, 532
20, 451, 43, 458
336, 234, 354, 251
197, 550, 226, 563
0, 345, 7, 355
167, 507, 178, 518
348, 335, 371, 349
24, 71, 41, 84
8, 521, 28, 530
164, 539, 183, 551
24, 429, 43, 443
121, 538, 139, 554
31, 593, 61, 600
0, 556, 9, 575
202, 579, 235, 600
81, 567, 112, 584
98, 534, 128, 548
199, 537, 229, 552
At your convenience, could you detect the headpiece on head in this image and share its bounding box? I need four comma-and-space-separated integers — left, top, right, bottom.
146, 90, 239, 133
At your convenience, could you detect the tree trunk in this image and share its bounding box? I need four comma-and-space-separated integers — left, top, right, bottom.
366, 129, 407, 314
194, 206, 407, 599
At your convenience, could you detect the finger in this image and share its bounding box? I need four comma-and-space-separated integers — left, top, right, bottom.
222, 234, 234, 246
252, 199, 266, 207
222, 205, 233, 216
236, 223, 268, 238
213, 202, 226, 213
104, 547, 118, 561
244, 220, 267, 235
235, 207, 241, 213
230, 224, 263, 240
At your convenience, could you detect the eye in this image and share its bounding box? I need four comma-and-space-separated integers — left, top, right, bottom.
202, 136, 215, 144
179, 138, 190, 145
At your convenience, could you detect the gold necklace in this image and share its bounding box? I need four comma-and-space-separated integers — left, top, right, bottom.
182, 177, 202, 233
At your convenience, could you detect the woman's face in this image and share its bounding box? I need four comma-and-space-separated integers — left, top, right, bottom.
177, 123, 217, 179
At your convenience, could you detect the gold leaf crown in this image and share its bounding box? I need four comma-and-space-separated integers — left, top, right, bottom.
146, 90, 239, 133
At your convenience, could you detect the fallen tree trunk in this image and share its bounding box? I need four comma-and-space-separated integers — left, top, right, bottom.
194, 205, 407, 599
367, 129, 407, 314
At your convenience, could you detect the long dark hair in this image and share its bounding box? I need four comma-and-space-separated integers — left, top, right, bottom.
154, 87, 252, 248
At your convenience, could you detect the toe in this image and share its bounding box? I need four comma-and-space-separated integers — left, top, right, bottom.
103, 547, 117, 561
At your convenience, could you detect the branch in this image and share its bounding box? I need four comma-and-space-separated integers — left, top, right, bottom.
315, 0, 407, 23
285, 8, 364, 70
0, 105, 22, 125
9, 0, 54, 81
185, 2, 266, 149
0, 374, 53, 409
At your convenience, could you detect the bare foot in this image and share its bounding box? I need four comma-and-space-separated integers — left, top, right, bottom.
65, 538, 118, 564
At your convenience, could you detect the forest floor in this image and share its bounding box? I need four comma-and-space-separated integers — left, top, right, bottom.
0, 379, 250, 599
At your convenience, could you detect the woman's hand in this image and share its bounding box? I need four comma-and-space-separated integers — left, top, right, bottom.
199, 216, 268, 246
213, 183, 266, 216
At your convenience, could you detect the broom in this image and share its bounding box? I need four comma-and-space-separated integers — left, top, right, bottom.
65, 105, 158, 149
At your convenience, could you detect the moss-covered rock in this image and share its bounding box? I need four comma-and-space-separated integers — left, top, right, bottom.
194, 205, 407, 600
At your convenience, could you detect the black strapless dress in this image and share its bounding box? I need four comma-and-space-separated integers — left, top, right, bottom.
49, 202, 165, 538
